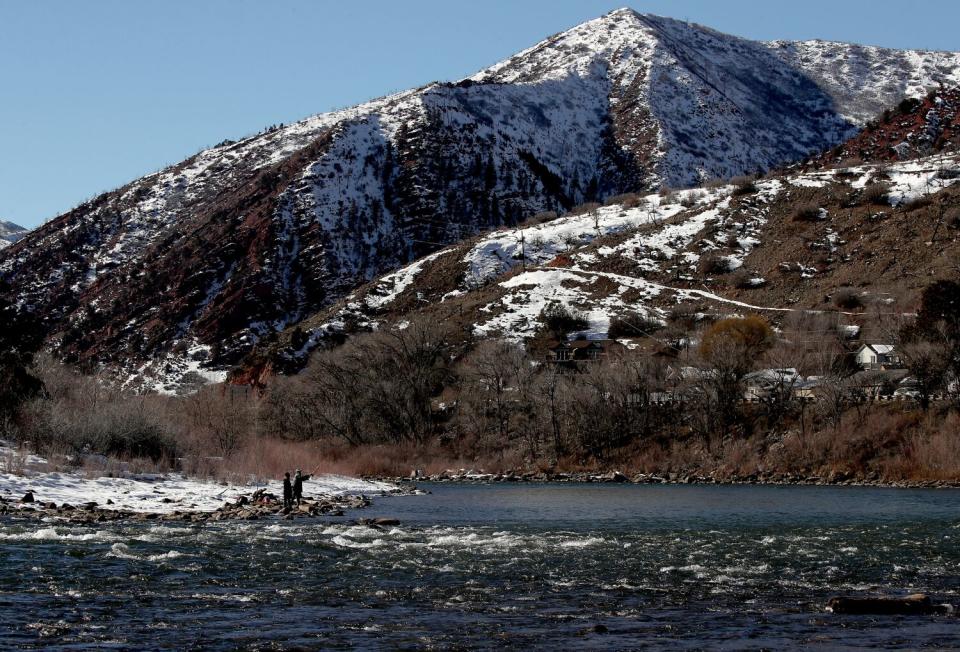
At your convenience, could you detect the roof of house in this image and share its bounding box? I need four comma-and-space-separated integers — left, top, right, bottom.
571, 340, 605, 350
858, 343, 896, 355
551, 339, 613, 350
669, 366, 714, 380
744, 368, 800, 384
794, 377, 824, 390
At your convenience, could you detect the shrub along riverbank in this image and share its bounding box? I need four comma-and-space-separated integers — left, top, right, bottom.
4, 342, 960, 489
3, 280, 960, 488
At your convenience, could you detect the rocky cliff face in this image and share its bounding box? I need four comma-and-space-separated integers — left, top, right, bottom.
3, 9, 958, 390
810, 86, 960, 167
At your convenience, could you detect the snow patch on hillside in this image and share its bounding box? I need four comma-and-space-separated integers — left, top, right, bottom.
475, 268, 665, 340
885, 154, 960, 205
364, 249, 454, 309
124, 342, 229, 396
464, 188, 724, 285
599, 197, 729, 271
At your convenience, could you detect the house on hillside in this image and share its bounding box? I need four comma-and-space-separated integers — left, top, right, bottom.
792, 376, 824, 400
844, 369, 910, 399
854, 343, 901, 370
743, 368, 801, 400
547, 339, 623, 364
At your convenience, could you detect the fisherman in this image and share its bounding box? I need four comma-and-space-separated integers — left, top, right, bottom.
283, 472, 293, 509
293, 469, 311, 506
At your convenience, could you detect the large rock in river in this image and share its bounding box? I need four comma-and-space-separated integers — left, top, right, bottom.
827, 594, 954, 615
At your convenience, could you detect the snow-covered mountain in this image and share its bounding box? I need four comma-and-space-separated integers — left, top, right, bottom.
2, 8, 959, 388
0, 220, 27, 250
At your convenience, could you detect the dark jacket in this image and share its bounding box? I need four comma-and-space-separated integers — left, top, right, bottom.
283, 477, 293, 498
293, 474, 310, 497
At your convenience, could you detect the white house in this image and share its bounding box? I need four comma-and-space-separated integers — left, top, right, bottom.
855, 344, 901, 370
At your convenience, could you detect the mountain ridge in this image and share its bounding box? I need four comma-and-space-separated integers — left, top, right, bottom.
3, 9, 959, 390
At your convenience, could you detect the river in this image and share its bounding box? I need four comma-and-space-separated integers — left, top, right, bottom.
1, 483, 958, 649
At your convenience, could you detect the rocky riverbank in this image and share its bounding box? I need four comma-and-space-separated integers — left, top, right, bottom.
0, 440, 410, 523
0, 486, 409, 525
377, 469, 960, 489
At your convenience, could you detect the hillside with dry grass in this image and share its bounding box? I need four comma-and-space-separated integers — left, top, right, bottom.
240, 147, 960, 378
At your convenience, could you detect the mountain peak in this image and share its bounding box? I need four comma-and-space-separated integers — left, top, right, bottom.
471, 6, 655, 84
595, 6, 648, 25
0, 220, 27, 250
3, 11, 960, 390
0, 220, 26, 238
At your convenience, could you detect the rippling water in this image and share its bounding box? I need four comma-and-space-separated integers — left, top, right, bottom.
1, 484, 959, 650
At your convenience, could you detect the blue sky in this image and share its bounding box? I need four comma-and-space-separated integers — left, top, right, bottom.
2, 0, 958, 228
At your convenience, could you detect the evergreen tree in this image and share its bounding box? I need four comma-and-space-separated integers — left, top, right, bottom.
491, 195, 502, 227
484, 157, 497, 191
585, 174, 600, 202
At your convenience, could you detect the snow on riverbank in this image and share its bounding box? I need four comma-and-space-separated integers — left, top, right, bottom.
0, 442, 399, 514
0, 472, 399, 514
